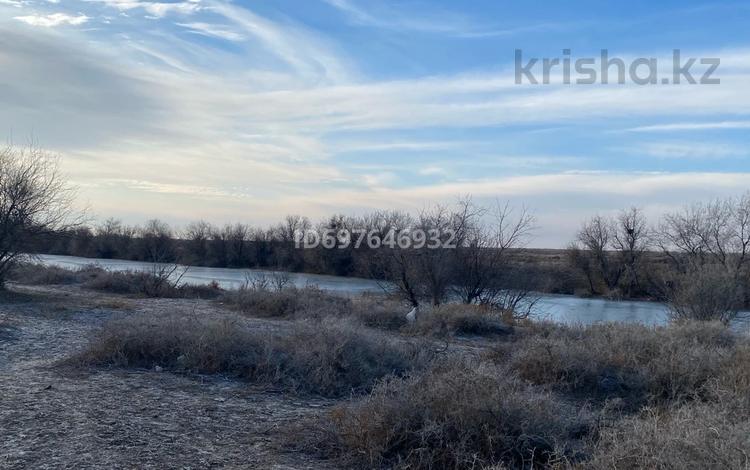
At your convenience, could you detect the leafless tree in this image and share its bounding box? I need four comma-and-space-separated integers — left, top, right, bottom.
611, 207, 651, 296
577, 215, 624, 292
272, 214, 311, 243
567, 242, 597, 294
0, 146, 80, 288
657, 194, 750, 321
414, 202, 469, 306
138, 219, 185, 295
183, 220, 212, 264
453, 199, 536, 305
365, 210, 422, 307
225, 223, 250, 267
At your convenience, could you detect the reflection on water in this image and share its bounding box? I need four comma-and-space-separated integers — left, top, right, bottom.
37, 254, 747, 329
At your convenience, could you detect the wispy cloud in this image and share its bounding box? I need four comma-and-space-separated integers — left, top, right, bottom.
210, 2, 353, 83
176, 21, 245, 41
0, 0, 25, 8
323, 0, 470, 33
324, 0, 573, 37
14, 12, 90, 26
86, 0, 201, 18
627, 120, 750, 132
631, 142, 747, 159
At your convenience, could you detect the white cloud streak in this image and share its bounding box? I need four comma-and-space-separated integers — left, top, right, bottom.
14, 12, 89, 26
627, 120, 750, 132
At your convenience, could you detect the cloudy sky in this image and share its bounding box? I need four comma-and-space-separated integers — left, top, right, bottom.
1, 0, 749, 246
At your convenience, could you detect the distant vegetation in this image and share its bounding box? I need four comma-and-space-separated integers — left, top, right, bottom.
27, 192, 750, 323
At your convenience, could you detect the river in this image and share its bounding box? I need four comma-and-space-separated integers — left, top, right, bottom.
36, 254, 747, 328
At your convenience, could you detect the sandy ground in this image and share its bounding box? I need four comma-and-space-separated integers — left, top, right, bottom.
0, 285, 338, 469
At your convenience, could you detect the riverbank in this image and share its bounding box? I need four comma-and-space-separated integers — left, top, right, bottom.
2, 279, 749, 468
32, 253, 677, 326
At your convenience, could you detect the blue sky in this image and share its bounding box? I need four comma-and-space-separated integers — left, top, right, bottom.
1, 0, 749, 246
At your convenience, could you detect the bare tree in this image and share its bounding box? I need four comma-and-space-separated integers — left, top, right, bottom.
365, 210, 422, 307
571, 215, 623, 294
657, 194, 750, 321
183, 220, 212, 264
138, 219, 185, 295
453, 200, 536, 305
226, 223, 250, 267
611, 207, 651, 297
0, 146, 79, 288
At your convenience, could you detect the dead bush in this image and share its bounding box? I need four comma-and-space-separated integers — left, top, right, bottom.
347, 298, 409, 330
666, 266, 744, 324
8, 263, 105, 285
502, 322, 746, 406
407, 304, 513, 338
71, 314, 426, 397
220, 285, 350, 319
322, 360, 591, 469
586, 400, 750, 469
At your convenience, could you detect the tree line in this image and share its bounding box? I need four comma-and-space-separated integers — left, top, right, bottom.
2, 145, 748, 322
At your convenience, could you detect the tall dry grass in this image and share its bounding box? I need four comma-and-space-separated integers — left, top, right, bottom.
71, 313, 429, 397
320, 360, 591, 469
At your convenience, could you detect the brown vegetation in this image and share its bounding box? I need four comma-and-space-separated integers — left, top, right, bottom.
71, 313, 428, 398
323, 361, 591, 469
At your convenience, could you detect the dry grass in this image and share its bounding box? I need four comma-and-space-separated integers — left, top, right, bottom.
70, 313, 428, 398
220, 285, 351, 319
9, 263, 223, 299
303, 320, 750, 469
493, 321, 746, 408
347, 297, 410, 331
586, 399, 750, 469
406, 304, 513, 338
8, 263, 102, 285
320, 360, 591, 469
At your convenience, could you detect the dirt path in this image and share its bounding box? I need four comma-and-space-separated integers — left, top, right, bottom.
0, 286, 337, 469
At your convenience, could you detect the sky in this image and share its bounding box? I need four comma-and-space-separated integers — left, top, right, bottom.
0, 0, 749, 247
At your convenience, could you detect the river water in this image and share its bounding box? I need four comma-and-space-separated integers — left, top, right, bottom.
36, 254, 743, 328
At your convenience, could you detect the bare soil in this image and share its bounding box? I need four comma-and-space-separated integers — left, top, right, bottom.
0, 284, 338, 469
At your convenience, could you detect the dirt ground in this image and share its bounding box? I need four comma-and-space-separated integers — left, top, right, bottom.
0, 284, 338, 469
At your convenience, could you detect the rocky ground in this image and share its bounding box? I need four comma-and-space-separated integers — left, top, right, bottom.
0, 284, 337, 469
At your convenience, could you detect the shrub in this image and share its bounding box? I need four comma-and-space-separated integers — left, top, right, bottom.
71, 314, 426, 397
220, 285, 351, 319
7, 263, 221, 299
324, 361, 591, 469
407, 304, 513, 338
7, 263, 104, 285
175, 281, 223, 299
502, 322, 745, 406
666, 266, 744, 324
347, 298, 409, 330
586, 401, 750, 469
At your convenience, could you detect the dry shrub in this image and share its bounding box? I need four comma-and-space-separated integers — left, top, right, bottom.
8, 263, 104, 285
175, 281, 223, 299
71, 314, 426, 397
586, 400, 750, 469
82, 270, 221, 299
502, 322, 745, 406
348, 297, 409, 331
83, 270, 169, 296
407, 304, 513, 338
324, 360, 591, 469
9, 263, 222, 299
666, 266, 744, 324
220, 285, 350, 319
